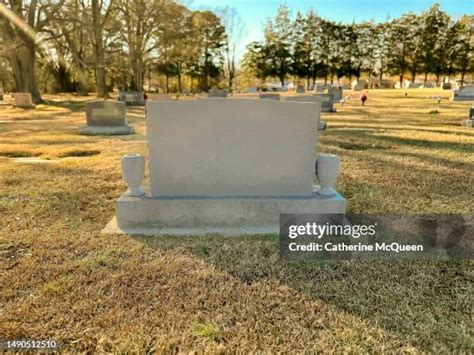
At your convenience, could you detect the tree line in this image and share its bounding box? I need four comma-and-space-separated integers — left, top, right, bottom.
242, 4, 474, 89
0, 0, 241, 103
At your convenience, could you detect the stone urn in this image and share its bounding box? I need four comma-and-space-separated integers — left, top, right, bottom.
316, 154, 341, 196
121, 154, 145, 196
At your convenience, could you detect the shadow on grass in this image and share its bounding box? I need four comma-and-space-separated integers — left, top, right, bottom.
130, 234, 472, 353
322, 129, 474, 153
47, 100, 85, 112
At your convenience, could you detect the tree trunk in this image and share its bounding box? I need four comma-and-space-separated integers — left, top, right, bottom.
132, 60, 144, 91
10, 42, 42, 103
176, 62, 182, 93
91, 0, 109, 97
165, 74, 169, 93
424, 72, 428, 84
399, 75, 403, 89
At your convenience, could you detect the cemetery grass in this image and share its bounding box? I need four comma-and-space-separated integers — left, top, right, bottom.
0, 89, 472, 352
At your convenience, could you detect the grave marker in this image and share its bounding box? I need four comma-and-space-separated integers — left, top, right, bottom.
118, 91, 145, 106
79, 100, 134, 135
107, 99, 346, 235
461, 107, 474, 127
452, 85, 474, 101
259, 93, 280, 100
13, 93, 35, 109
296, 85, 306, 93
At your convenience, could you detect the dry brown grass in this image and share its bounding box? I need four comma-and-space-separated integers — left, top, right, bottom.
0, 89, 472, 352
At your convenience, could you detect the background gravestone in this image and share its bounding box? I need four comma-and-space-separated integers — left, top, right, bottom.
328, 86, 343, 101
314, 84, 325, 92
118, 91, 145, 106
208, 88, 228, 98
80, 100, 134, 135
296, 85, 306, 93
314, 93, 335, 112
247, 87, 258, 93
452, 85, 474, 101
462, 107, 474, 127
13, 93, 35, 109
259, 93, 280, 100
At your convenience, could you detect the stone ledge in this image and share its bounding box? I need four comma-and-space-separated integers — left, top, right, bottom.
103, 186, 346, 236
452, 97, 474, 101
79, 125, 135, 135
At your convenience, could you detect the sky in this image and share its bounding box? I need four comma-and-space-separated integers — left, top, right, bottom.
188, 0, 474, 59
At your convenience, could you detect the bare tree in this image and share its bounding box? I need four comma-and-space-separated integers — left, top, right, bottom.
216, 6, 244, 92
0, 0, 64, 102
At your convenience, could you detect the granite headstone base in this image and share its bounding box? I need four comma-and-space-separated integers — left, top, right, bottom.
103, 186, 346, 236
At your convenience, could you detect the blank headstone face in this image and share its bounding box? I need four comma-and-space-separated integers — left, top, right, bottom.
328, 87, 343, 101
459, 85, 474, 97
14, 93, 34, 107
86, 100, 126, 127
208, 89, 228, 98
146, 99, 319, 197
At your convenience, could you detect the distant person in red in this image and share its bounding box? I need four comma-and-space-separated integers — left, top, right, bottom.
360, 92, 368, 106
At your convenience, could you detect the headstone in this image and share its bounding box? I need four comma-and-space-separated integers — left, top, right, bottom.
441, 83, 452, 90
328, 86, 343, 101
282, 96, 330, 124
118, 91, 145, 106
314, 84, 325, 92
288, 93, 334, 112
13, 93, 35, 109
79, 100, 134, 135
182, 89, 192, 96
110, 99, 346, 235
283, 95, 335, 112
247, 87, 258, 93
462, 107, 474, 127
452, 85, 474, 101
259, 93, 280, 100
208, 88, 228, 98
296, 85, 306, 93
